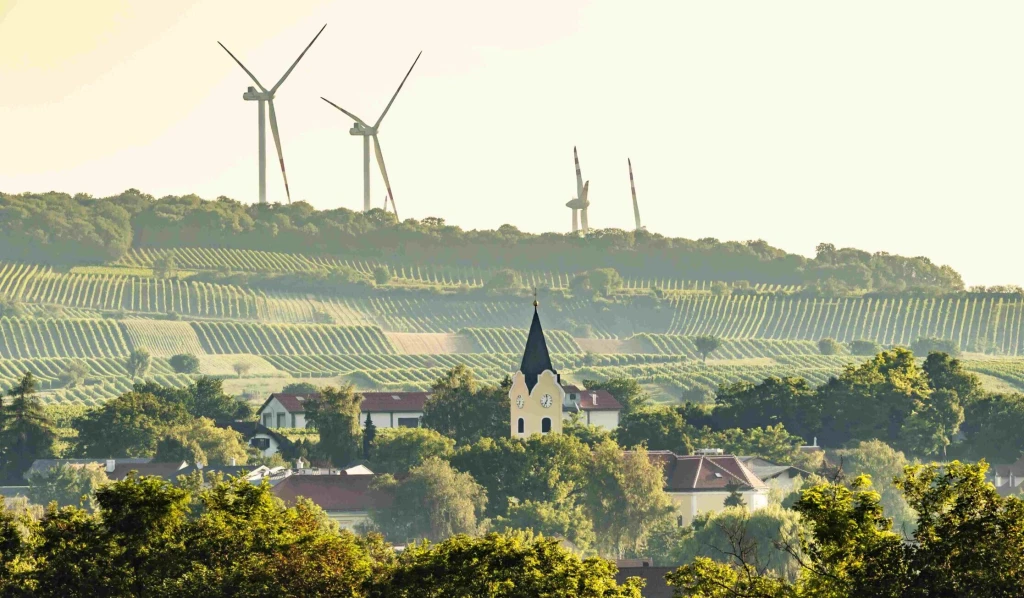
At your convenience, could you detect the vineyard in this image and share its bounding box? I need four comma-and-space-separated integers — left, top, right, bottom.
190, 322, 395, 355
459, 328, 581, 354
0, 318, 129, 359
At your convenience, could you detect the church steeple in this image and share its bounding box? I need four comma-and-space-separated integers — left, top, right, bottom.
520, 300, 557, 392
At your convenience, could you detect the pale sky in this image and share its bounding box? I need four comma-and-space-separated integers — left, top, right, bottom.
1, 0, 1022, 286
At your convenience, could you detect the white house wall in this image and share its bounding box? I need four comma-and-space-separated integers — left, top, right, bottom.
586, 411, 620, 430
360, 411, 424, 429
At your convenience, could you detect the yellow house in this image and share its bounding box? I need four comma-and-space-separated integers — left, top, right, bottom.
645, 450, 770, 527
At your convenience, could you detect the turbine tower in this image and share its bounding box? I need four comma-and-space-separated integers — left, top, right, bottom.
218, 25, 326, 204
629, 158, 644, 231
322, 51, 422, 213
565, 147, 590, 234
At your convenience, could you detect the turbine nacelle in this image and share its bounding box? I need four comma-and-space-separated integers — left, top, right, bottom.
242, 87, 273, 101
349, 122, 376, 136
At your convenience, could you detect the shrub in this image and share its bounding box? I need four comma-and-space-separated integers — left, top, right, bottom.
911, 337, 961, 358
169, 353, 201, 374
817, 338, 841, 355
373, 265, 391, 285
849, 339, 882, 356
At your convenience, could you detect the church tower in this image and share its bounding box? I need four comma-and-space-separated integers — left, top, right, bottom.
509, 300, 565, 438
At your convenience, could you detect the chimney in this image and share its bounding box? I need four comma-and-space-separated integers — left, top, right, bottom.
813, 437, 818, 447
197, 462, 204, 471
230, 458, 237, 466
105, 459, 116, 473
296, 457, 305, 470
591, 392, 598, 406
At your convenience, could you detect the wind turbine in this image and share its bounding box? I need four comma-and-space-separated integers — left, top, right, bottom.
322, 51, 422, 213
565, 147, 590, 234
218, 25, 326, 204
628, 158, 644, 231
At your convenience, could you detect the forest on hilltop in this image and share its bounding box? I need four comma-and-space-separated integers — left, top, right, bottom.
0, 190, 963, 293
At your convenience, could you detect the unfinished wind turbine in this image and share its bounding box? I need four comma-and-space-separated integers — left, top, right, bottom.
565, 147, 590, 234
628, 159, 644, 231
218, 25, 326, 204
322, 52, 422, 215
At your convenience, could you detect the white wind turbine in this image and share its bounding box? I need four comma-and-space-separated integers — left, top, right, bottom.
218, 25, 326, 204
321, 52, 422, 215
565, 147, 590, 234
629, 158, 644, 231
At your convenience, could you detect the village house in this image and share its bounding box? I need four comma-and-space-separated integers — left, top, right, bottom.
271, 469, 383, 531
987, 456, 1024, 497
644, 449, 770, 527
216, 420, 292, 458
738, 456, 810, 494
26, 458, 189, 481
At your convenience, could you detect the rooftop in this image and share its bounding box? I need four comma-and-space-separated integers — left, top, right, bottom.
642, 451, 768, 492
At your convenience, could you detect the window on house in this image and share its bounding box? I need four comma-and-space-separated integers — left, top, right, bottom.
541, 418, 551, 433
262, 413, 272, 428
291, 413, 296, 428
277, 413, 286, 429
517, 418, 525, 434
251, 438, 271, 450
677, 516, 684, 527
397, 417, 419, 428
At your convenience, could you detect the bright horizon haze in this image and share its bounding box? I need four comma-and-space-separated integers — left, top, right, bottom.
1, 0, 1021, 286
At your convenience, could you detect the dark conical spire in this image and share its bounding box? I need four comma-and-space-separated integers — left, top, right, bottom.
521, 301, 556, 392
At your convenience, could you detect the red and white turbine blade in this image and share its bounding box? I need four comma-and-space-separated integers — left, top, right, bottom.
629, 159, 641, 230
374, 51, 422, 129
574, 146, 583, 199
267, 100, 291, 203
272, 24, 327, 93
217, 42, 266, 92
321, 97, 368, 127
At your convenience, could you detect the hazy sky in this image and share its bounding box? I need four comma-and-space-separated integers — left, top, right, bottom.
1, 1, 1021, 286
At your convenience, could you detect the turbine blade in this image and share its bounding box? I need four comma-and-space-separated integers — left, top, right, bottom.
321, 97, 368, 127
629, 159, 642, 230
267, 100, 292, 203
390, 193, 400, 220
580, 181, 590, 233
218, 42, 267, 92
373, 134, 396, 216
574, 146, 583, 199
271, 24, 327, 93
374, 51, 422, 129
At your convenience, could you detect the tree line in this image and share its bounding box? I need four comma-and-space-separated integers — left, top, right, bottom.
0, 191, 963, 292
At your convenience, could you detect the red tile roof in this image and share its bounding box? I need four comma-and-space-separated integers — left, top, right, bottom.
272, 474, 388, 512
642, 451, 767, 492
571, 389, 621, 411
359, 392, 430, 413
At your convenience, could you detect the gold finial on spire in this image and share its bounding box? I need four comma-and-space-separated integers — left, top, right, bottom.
533, 288, 539, 308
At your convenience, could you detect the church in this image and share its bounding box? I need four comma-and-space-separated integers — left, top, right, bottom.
508, 300, 622, 437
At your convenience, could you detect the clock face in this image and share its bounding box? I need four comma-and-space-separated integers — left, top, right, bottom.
541, 394, 553, 408
516, 395, 524, 409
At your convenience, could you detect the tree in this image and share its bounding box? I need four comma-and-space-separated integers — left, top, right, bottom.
27, 463, 109, 511
848, 339, 882, 355
60, 359, 90, 388
281, 381, 319, 395
370, 457, 487, 543
692, 335, 722, 364
362, 412, 376, 460
372, 265, 391, 285
833, 440, 916, 533
0, 373, 57, 482
369, 426, 454, 476
615, 406, 693, 455
484, 269, 522, 294
697, 424, 805, 464
494, 499, 597, 555
422, 366, 509, 444
959, 392, 1024, 462
73, 390, 190, 457
723, 481, 746, 508
817, 337, 841, 355
232, 360, 252, 378
160, 417, 250, 466
304, 385, 362, 467
911, 337, 960, 358
584, 441, 674, 557
570, 268, 623, 299
899, 388, 964, 458
151, 254, 177, 279
370, 531, 643, 598
922, 351, 983, 404
132, 377, 248, 422
168, 353, 200, 374
712, 376, 820, 442
125, 349, 151, 379
816, 348, 929, 447
580, 377, 650, 415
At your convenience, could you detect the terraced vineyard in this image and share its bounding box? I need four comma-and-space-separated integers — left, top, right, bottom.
191, 322, 395, 355
0, 318, 129, 359
666, 295, 1024, 355
120, 320, 206, 356
633, 335, 823, 359
460, 328, 581, 354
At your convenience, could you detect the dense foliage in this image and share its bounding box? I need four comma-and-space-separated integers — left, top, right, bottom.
0, 191, 963, 292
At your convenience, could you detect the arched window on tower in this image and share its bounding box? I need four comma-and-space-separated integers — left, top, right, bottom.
517, 418, 525, 434
541, 417, 551, 434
